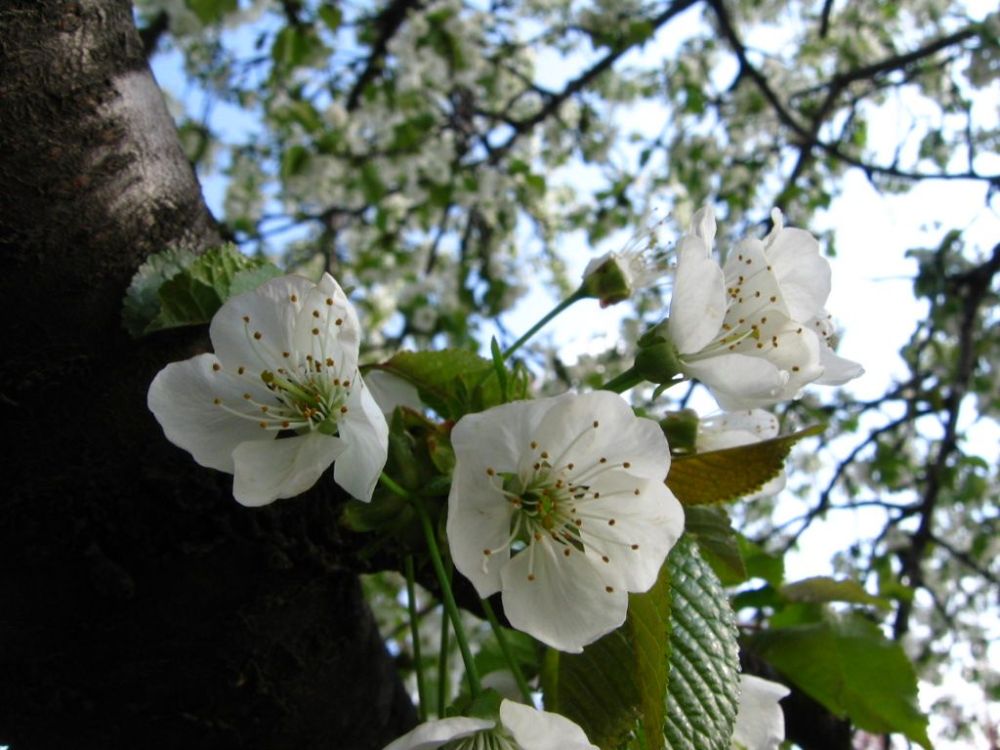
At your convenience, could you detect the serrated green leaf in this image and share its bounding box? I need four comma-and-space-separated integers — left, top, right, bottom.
542, 566, 672, 750
738, 537, 784, 587
666, 426, 823, 506
749, 614, 932, 748
663, 535, 740, 750
122, 247, 197, 337
780, 577, 889, 609
683, 506, 747, 586
123, 245, 282, 337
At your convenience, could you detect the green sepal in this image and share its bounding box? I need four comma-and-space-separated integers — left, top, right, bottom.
580, 254, 632, 306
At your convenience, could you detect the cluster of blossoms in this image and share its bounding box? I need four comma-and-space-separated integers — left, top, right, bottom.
146, 204, 860, 749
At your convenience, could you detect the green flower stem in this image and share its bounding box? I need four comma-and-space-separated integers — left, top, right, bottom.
404, 555, 429, 722
480, 597, 534, 704
599, 365, 645, 393
502, 287, 587, 360
415, 499, 482, 699
437, 600, 451, 716
380, 472, 482, 699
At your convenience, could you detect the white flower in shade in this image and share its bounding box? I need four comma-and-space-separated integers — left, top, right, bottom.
731, 675, 790, 750
147, 273, 388, 507
447, 391, 684, 653
383, 698, 598, 750
366, 369, 424, 417
697, 409, 785, 500
667, 206, 862, 410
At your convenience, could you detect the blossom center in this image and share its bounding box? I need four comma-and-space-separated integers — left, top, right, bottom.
208, 312, 354, 435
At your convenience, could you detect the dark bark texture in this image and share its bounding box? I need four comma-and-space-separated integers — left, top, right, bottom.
0, 2, 415, 748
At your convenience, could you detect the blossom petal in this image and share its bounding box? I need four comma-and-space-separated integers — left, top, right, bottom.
232, 431, 345, 507
816, 344, 864, 385
452, 397, 555, 479
292, 272, 360, 375
147, 353, 274, 473
668, 235, 727, 355
500, 699, 598, 750
732, 675, 789, 750
530, 391, 671, 481
578, 472, 683, 591
698, 410, 779, 450
210, 275, 317, 371
501, 537, 626, 652
365, 369, 423, 416
382, 716, 494, 750
446, 470, 513, 598
682, 353, 789, 411
764, 225, 831, 322
334, 381, 389, 502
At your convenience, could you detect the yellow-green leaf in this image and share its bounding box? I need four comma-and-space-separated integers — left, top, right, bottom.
666, 426, 823, 506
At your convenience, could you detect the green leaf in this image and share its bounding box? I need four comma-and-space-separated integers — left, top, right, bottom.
122, 247, 197, 337
738, 537, 784, 587
123, 245, 282, 337
666, 426, 823, 506
186, 0, 236, 24
375, 349, 528, 420
542, 565, 672, 750
749, 614, 932, 748
780, 577, 890, 609
317, 4, 342, 31
663, 536, 740, 750
683, 506, 746, 586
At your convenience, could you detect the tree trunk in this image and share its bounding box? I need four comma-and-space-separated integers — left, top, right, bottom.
0, 2, 415, 748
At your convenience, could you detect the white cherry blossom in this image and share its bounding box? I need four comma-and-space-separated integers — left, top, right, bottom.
697, 409, 785, 500
447, 391, 684, 652
667, 206, 862, 410
147, 273, 388, 507
382, 699, 597, 750
731, 674, 790, 750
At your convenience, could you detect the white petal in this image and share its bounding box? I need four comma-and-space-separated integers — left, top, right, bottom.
334, 381, 389, 502
366, 369, 423, 416
764, 226, 831, 322
147, 353, 274, 473
732, 674, 789, 750
292, 273, 360, 375
691, 204, 717, 245
447, 467, 514, 598
232, 431, 345, 507
530, 391, 670, 481
501, 537, 627, 652
815, 344, 864, 385
722, 239, 789, 322
210, 275, 316, 371
698, 410, 779, 450
452, 397, 556, 480
382, 716, 494, 750
681, 353, 789, 411
500, 700, 598, 750
579, 472, 683, 591
668, 236, 727, 355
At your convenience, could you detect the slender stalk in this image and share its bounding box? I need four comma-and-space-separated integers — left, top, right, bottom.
404, 555, 428, 721
599, 365, 644, 393
414, 498, 482, 699
481, 598, 534, 703
502, 288, 586, 360
381, 473, 483, 699
436, 601, 451, 716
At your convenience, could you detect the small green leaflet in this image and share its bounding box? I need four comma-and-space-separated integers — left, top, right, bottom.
749, 613, 932, 749
666, 425, 823, 506
122, 244, 282, 337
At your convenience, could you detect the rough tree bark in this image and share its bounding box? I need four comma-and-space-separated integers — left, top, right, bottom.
0, 2, 415, 748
